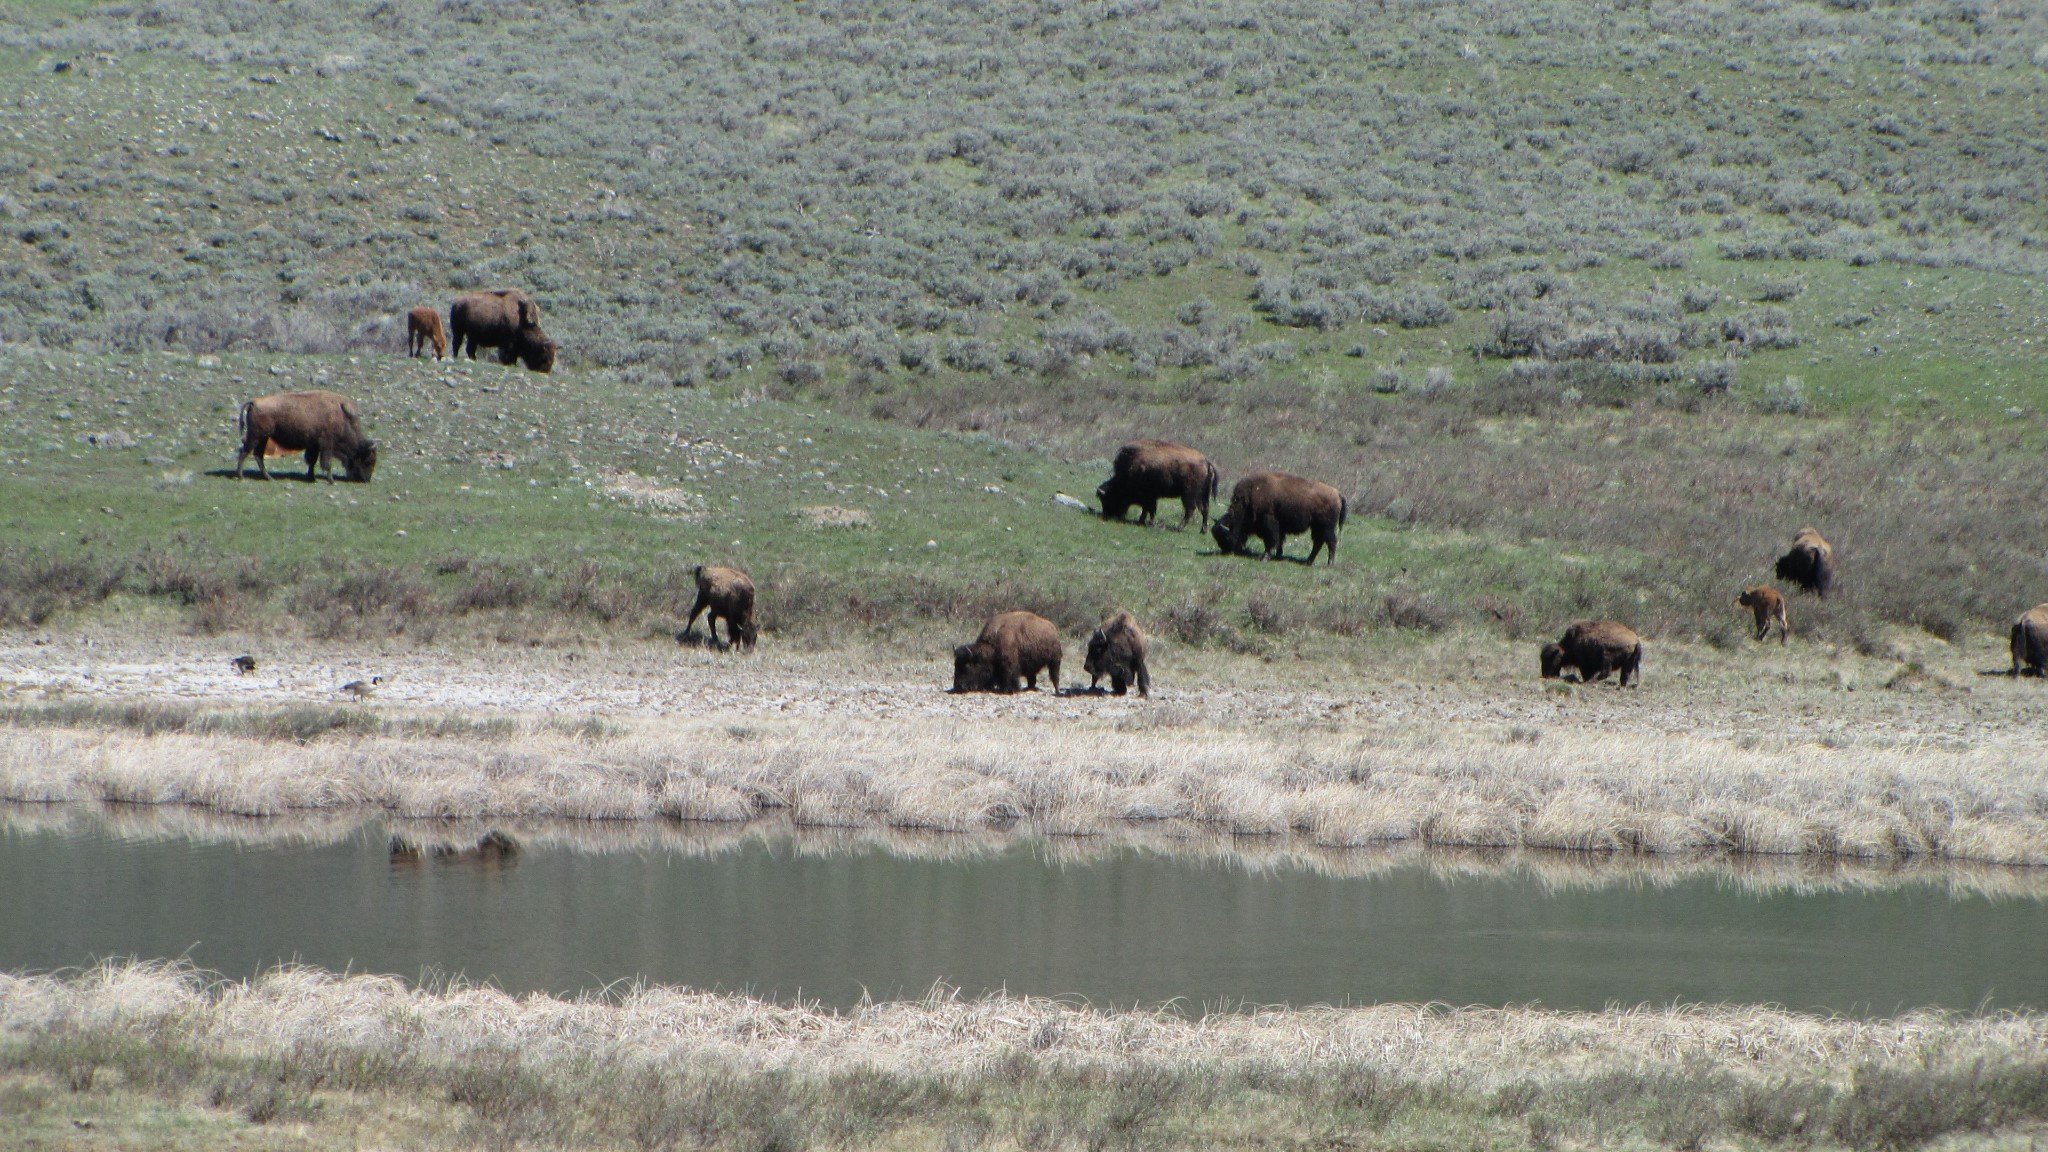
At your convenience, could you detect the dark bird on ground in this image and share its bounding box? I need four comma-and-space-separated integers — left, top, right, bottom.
339, 676, 382, 698
230, 655, 257, 675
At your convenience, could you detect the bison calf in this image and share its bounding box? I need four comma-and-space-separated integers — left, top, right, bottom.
1736, 586, 1789, 644
450, 289, 557, 373
683, 565, 757, 650
1097, 439, 1220, 530
1539, 620, 1643, 687
952, 610, 1061, 694
235, 390, 378, 483
2012, 605, 2048, 677
1775, 527, 1835, 597
1211, 471, 1347, 565
1084, 611, 1150, 697
407, 306, 447, 360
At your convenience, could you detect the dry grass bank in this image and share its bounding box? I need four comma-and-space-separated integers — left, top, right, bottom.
3, 712, 2045, 866
4, 962, 2047, 1151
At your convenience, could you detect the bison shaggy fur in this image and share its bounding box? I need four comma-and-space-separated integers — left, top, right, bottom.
407, 306, 447, 360
1774, 527, 1835, 597
952, 610, 1061, 694
1083, 611, 1150, 697
1539, 620, 1643, 687
1736, 585, 1789, 644
2012, 606, 2048, 677
235, 390, 378, 483
684, 565, 757, 650
449, 289, 557, 372
1097, 439, 1221, 530
1210, 471, 1347, 565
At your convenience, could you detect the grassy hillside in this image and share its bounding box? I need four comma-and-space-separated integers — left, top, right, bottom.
3, 0, 2047, 648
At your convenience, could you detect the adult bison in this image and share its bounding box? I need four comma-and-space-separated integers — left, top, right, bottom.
952, 610, 1061, 694
406, 306, 447, 360
1775, 527, 1835, 597
1097, 439, 1221, 530
449, 289, 557, 372
683, 565, 757, 650
2012, 606, 2048, 677
1736, 586, 1789, 644
1210, 471, 1347, 565
1084, 611, 1150, 697
234, 390, 378, 482
1539, 620, 1643, 687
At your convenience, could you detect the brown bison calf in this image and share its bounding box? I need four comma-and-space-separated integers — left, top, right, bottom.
1211, 471, 1347, 565
1737, 586, 1789, 644
407, 306, 447, 360
683, 565, 757, 650
2012, 605, 2048, 677
1775, 527, 1835, 597
449, 289, 557, 372
235, 390, 378, 482
1540, 620, 1643, 687
952, 610, 1061, 694
1097, 439, 1221, 530
1084, 611, 1150, 697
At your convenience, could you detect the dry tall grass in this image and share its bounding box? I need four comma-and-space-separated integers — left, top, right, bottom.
4, 715, 2045, 864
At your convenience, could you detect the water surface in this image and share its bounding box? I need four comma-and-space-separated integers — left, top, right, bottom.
4, 814, 2043, 1013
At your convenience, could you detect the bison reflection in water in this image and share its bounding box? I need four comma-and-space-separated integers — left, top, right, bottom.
234, 390, 378, 483
389, 831, 520, 870
952, 610, 1062, 693
1539, 620, 1643, 687
1096, 439, 1221, 530
1210, 471, 1347, 565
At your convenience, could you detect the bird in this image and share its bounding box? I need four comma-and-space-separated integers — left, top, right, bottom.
230, 655, 257, 675
339, 676, 382, 699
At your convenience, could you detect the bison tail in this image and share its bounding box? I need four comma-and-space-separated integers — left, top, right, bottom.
1338, 495, 1348, 528
1206, 460, 1221, 502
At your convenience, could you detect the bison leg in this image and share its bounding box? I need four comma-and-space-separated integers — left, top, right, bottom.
1110, 674, 1126, 696
1177, 496, 1200, 531
1046, 657, 1059, 693
683, 594, 710, 640
1139, 498, 1157, 526
1134, 660, 1150, 698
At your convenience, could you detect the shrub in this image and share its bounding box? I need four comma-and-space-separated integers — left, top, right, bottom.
1758, 375, 1811, 415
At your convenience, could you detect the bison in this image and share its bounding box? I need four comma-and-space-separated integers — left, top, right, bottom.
1097, 439, 1221, 530
234, 390, 378, 482
2012, 605, 2048, 677
1210, 471, 1347, 565
952, 610, 1061, 694
1737, 586, 1789, 644
449, 289, 557, 372
1775, 527, 1835, 597
1540, 620, 1643, 687
1084, 611, 1151, 697
406, 306, 447, 360
683, 565, 757, 650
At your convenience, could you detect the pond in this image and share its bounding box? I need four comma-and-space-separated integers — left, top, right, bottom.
5, 809, 2044, 1013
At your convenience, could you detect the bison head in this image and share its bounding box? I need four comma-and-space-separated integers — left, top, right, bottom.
1096, 479, 1132, 521
951, 643, 996, 693
1083, 629, 1110, 678
1539, 642, 1565, 680
521, 337, 557, 374
342, 440, 379, 483
1210, 515, 1245, 556
733, 617, 759, 650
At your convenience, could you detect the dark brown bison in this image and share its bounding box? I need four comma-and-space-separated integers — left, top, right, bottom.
952, 610, 1061, 694
1210, 471, 1347, 565
2012, 606, 2048, 677
1736, 586, 1789, 644
1539, 620, 1643, 687
234, 390, 378, 482
1083, 611, 1150, 697
449, 289, 556, 372
407, 306, 447, 360
1775, 527, 1835, 597
683, 565, 757, 650
1097, 439, 1221, 530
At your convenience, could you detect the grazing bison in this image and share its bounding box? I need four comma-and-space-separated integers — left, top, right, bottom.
1540, 620, 1643, 687
235, 390, 378, 482
683, 565, 757, 650
1210, 471, 1347, 565
952, 610, 1061, 694
1084, 611, 1150, 697
2012, 606, 2048, 677
449, 289, 557, 372
1737, 586, 1790, 644
1097, 439, 1221, 530
1775, 527, 1835, 597
406, 306, 447, 360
